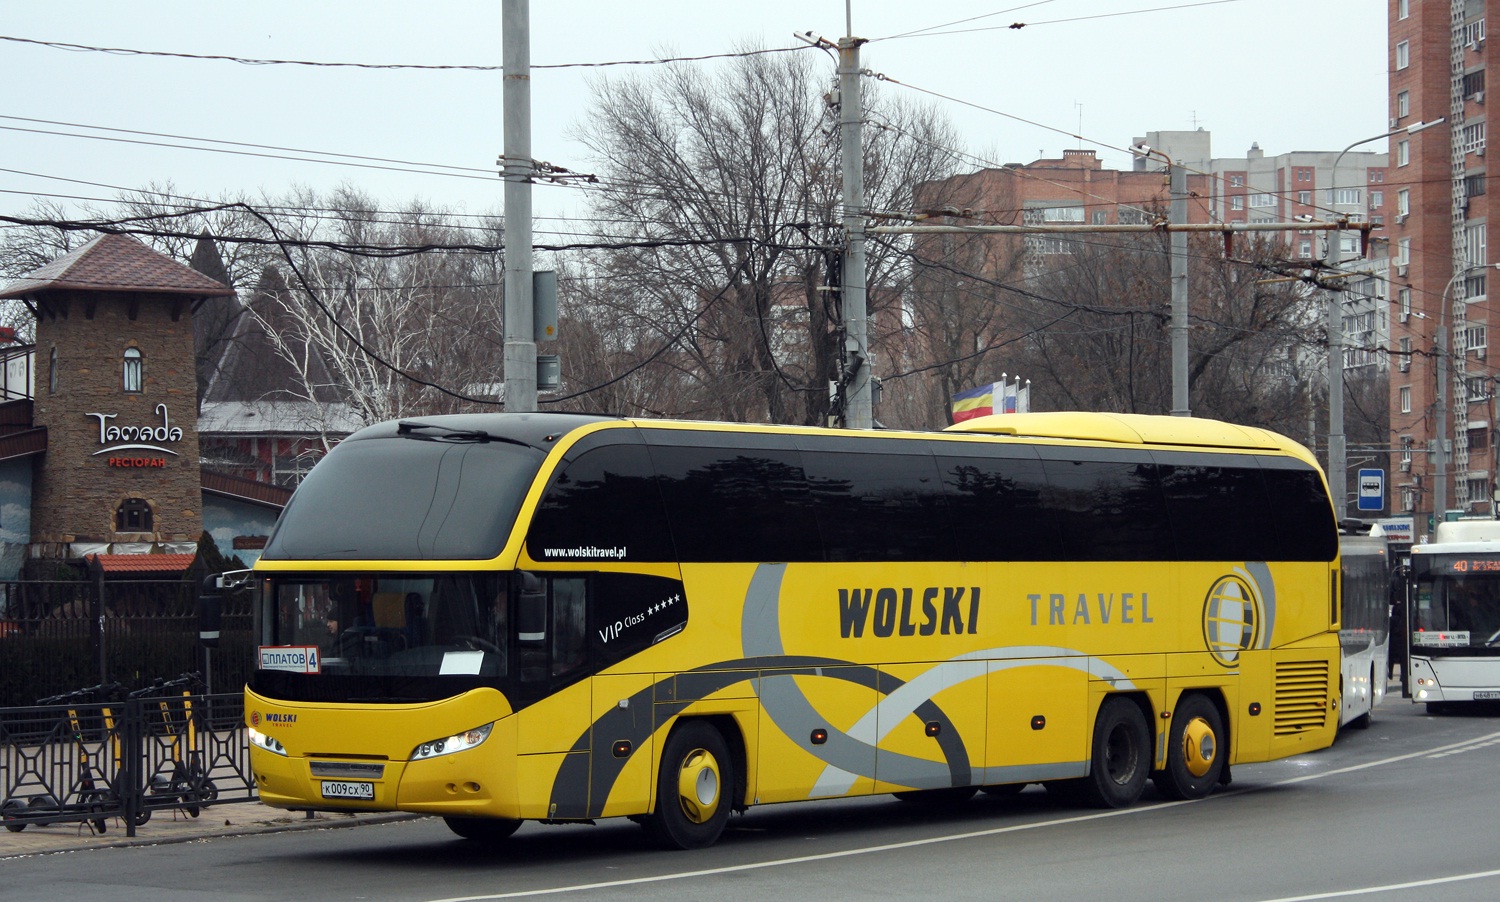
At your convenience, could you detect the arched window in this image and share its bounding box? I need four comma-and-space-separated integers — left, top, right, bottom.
115, 498, 153, 532
122, 347, 143, 393
48, 347, 57, 394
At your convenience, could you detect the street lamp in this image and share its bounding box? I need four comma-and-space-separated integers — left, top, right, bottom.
1435, 262, 1500, 526
1325, 118, 1445, 519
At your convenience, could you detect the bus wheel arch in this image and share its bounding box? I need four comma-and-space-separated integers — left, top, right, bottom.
642, 717, 739, 850
1080, 693, 1153, 809
1152, 690, 1228, 800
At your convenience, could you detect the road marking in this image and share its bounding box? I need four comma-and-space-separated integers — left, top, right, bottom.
1253, 867, 1500, 901
425, 728, 1500, 902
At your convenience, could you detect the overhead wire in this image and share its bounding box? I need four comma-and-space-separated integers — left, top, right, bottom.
869, 0, 1250, 40
0, 15, 1417, 411
0, 33, 813, 71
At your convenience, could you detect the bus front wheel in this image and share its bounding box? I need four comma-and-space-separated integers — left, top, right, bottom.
444, 815, 522, 842
1152, 693, 1224, 801
1080, 696, 1151, 809
643, 721, 734, 850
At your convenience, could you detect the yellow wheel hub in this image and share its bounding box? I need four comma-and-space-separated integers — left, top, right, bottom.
1181, 716, 1218, 778
675, 748, 722, 824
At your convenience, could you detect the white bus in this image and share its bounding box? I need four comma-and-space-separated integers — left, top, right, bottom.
1338, 528, 1392, 728
1406, 520, 1500, 713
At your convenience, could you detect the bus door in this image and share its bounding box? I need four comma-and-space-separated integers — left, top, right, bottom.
512, 572, 593, 817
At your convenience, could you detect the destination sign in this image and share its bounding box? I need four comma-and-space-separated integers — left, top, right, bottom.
1425, 555, 1500, 576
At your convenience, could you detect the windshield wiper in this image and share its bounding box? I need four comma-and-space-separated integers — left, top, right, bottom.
397, 421, 534, 449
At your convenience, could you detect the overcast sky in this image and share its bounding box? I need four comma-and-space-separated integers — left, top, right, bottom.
1, 0, 1387, 238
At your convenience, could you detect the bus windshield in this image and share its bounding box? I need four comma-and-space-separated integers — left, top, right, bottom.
253, 573, 508, 702
1413, 571, 1500, 651
261, 433, 546, 562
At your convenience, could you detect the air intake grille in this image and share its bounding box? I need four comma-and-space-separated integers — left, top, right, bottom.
1274, 660, 1330, 735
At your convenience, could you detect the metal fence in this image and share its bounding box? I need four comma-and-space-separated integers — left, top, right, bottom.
0, 684, 256, 837
0, 577, 256, 707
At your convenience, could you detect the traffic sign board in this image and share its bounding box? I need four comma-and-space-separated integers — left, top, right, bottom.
1357, 468, 1384, 512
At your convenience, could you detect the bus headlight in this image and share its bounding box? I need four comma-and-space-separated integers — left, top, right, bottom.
248, 726, 288, 756
411, 723, 493, 761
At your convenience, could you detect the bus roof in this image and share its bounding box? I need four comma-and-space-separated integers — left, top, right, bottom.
341, 410, 1315, 464
1415, 518, 1500, 553
946, 412, 1306, 454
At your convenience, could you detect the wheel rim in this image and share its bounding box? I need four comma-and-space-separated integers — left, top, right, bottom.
675, 748, 721, 824
1181, 716, 1217, 777
1104, 723, 1140, 784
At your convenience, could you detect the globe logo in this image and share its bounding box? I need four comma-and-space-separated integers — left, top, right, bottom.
1203, 575, 1260, 666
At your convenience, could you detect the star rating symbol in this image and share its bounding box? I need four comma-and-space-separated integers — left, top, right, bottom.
646, 594, 681, 615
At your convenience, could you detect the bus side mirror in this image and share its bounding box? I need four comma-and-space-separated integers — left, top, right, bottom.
516, 572, 547, 647
198, 574, 222, 649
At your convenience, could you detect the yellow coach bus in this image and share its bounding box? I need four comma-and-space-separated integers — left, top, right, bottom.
242, 411, 1341, 848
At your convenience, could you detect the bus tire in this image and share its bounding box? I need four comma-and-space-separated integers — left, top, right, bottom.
444, 815, 522, 842
642, 721, 733, 850
1152, 693, 1225, 801
1080, 696, 1151, 809
1351, 665, 1375, 729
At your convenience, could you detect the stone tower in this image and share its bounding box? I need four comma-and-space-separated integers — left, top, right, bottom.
0, 234, 235, 558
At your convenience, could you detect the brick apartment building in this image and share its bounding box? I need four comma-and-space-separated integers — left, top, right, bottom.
912, 139, 1392, 457
1389, 0, 1495, 531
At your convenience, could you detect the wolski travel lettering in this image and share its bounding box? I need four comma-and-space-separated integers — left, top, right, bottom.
838, 586, 980, 638
1027, 592, 1155, 626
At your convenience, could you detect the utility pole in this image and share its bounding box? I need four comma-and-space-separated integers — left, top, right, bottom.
838, 33, 871, 429
1325, 213, 1346, 521
501, 0, 536, 412
1169, 159, 1189, 417
1132, 144, 1188, 415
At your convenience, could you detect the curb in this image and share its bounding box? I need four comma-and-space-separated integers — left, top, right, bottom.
2, 805, 424, 857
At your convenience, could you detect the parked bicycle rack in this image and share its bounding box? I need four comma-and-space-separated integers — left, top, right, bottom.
0, 674, 256, 837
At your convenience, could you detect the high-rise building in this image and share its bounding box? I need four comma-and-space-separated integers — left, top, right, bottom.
1389, 0, 1494, 529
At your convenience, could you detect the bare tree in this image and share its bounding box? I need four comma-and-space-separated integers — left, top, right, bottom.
561, 48, 964, 425
1005, 233, 1323, 436
0, 199, 90, 340
247, 186, 505, 424
896, 168, 1035, 428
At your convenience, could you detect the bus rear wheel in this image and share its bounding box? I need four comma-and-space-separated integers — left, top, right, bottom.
444, 815, 522, 842
1152, 693, 1225, 801
1080, 697, 1150, 809
642, 721, 734, 850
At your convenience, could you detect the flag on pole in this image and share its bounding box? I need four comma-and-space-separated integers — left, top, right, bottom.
1001, 380, 1019, 413
1016, 380, 1030, 414
951, 382, 1000, 422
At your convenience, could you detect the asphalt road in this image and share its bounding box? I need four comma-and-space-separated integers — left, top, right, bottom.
7, 696, 1500, 902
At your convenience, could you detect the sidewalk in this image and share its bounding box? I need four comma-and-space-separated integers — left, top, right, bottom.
1, 801, 417, 857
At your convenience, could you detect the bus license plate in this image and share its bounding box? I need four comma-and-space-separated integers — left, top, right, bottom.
1475, 691, 1500, 700
321, 780, 374, 800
